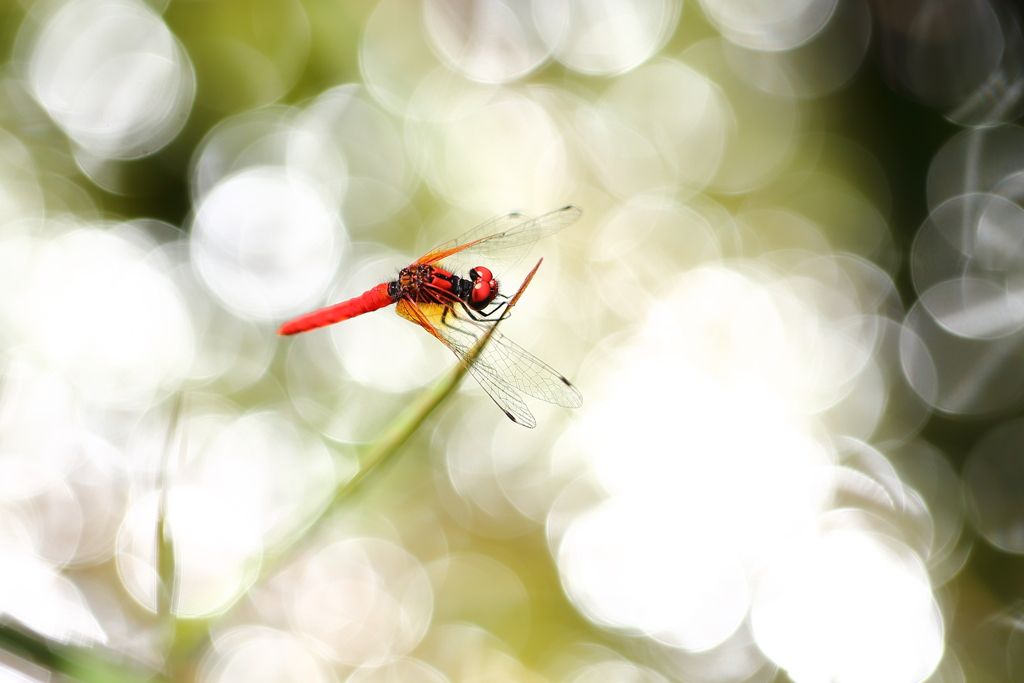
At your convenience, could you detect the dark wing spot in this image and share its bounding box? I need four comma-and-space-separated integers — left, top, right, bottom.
561, 377, 573, 386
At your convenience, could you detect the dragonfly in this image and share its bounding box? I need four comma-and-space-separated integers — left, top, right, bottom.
279, 205, 584, 428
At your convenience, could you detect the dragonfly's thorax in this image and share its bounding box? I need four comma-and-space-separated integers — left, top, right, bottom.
392, 264, 465, 304
392, 263, 499, 311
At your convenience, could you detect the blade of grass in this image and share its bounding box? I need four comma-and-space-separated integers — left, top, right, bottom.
156, 393, 186, 675
0, 619, 165, 683
156, 394, 183, 648
169, 353, 479, 666
0, 398, 191, 683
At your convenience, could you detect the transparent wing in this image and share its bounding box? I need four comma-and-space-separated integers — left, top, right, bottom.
395, 298, 582, 428
418, 205, 582, 276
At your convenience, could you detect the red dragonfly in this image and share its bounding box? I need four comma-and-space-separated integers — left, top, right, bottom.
279, 206, 583, 428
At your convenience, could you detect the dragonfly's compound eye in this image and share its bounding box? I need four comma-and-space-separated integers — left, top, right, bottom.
469, 266, 497, 308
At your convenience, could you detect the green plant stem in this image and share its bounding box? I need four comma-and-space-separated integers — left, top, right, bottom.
232, 337, 476, 592
168, 342, 477, 668
334, 354, 470, 504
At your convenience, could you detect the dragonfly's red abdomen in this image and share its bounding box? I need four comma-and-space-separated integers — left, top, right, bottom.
277, 282, 395, 335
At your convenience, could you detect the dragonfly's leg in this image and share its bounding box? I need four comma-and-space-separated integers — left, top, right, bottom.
464, 292, 510, 320
458, 299, 509, 322
483, 298, 511, 320
438, 303, 473, 337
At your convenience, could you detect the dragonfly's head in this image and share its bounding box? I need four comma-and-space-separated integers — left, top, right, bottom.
468, 266, 498, 310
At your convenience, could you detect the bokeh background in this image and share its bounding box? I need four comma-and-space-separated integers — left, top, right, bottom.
0, 0, 1023, 681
